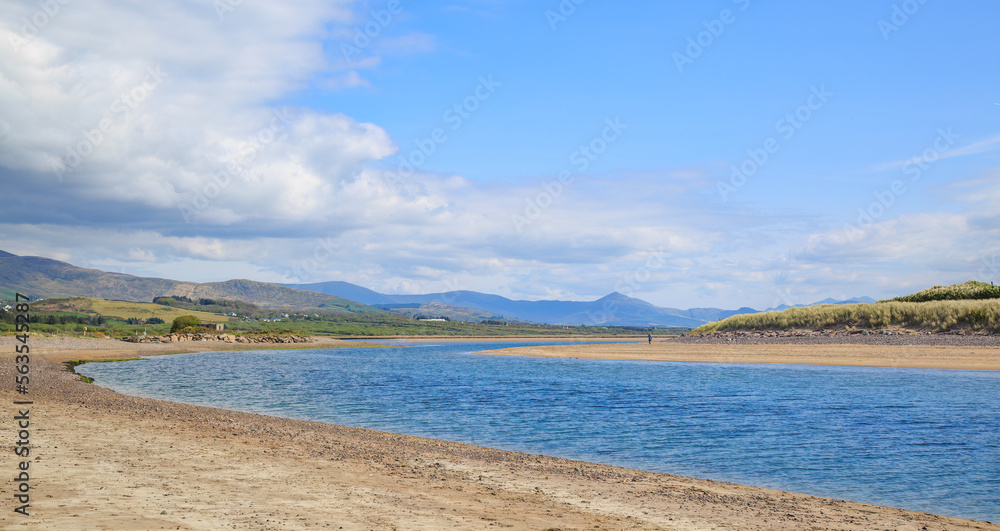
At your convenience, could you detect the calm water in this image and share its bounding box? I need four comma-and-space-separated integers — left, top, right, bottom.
78, 341, 1000, 522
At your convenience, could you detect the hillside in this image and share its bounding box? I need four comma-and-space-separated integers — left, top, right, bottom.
694, 281, 1000, 334
374, 302, 510, 323
35, 297, 231, 323
0, 252, 377, 312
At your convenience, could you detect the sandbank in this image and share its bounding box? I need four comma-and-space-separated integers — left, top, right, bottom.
483, 340, 1000, 371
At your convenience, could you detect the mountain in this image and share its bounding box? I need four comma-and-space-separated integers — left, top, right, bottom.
0, 251, 376, 312
286, 281, 398, 305
283, 281, 749, 327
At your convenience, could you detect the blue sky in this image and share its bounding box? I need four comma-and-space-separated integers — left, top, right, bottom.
0, 0, 998, 310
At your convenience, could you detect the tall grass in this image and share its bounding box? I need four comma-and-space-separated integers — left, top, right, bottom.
887, 280, 1000, 302
693, 299, 1000, 333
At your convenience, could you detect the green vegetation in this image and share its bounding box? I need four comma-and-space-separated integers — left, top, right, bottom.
0, 295, 688, 338
375, 302, 510, 323
694, 299, 1000, 334
170, 315, 201, 333
0, 297, 231, 337
153, 295, 259, 314
87, 297, 230, 322
694, 281, 1000, 334
220, 311, 688, 337
22, 297, 230, 323
885, 280, 1000, 303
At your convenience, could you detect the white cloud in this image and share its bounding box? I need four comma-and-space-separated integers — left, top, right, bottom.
3, 1, 995, 311
0, 0, 397, 225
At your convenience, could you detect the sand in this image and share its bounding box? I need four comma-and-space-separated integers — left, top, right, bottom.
1, 336, 997, 530
482, 339, 1000, 371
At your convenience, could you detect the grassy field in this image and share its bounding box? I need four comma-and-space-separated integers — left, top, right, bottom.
40, 297, 230, 323
694, 299, 1000, 333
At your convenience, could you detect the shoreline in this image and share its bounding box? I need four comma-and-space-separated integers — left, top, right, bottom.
3, 337, 998, 529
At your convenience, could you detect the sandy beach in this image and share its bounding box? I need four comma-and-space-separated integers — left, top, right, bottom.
2, 336, 998, 530
482, 336, 1000, 371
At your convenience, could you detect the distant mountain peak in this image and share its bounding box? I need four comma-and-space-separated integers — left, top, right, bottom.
0, 250, 17, 258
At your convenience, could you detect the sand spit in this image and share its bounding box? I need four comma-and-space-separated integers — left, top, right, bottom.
484, 335, 1000, 371
0, 337, 996, 530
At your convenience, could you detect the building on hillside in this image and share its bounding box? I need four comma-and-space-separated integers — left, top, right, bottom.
200, 322, 224, 331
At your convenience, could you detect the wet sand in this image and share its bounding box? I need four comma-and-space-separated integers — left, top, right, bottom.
1, 336, 997, 530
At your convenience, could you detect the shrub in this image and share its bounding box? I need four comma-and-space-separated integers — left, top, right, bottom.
170, 315, 200, 333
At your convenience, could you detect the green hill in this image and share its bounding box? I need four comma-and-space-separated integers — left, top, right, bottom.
36, 297, 231, 323
694, 281, 1000, 334
885, 280, 1000, 303
0, 252, 377, 313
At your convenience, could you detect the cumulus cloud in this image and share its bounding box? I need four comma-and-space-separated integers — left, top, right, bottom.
2, 1, 995, 310
0, 0, 400, 224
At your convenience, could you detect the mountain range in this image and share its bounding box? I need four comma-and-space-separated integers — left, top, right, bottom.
0, 250, 873, 327
281, 281, 760, 327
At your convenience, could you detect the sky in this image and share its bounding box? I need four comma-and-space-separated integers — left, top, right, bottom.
1, 0, 998, 310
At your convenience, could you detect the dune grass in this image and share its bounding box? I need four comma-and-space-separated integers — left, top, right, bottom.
693, 299, 1000, 334
886, 280, 1000, 303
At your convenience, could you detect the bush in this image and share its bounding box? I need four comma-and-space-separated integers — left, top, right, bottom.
170, 315, 200, 333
